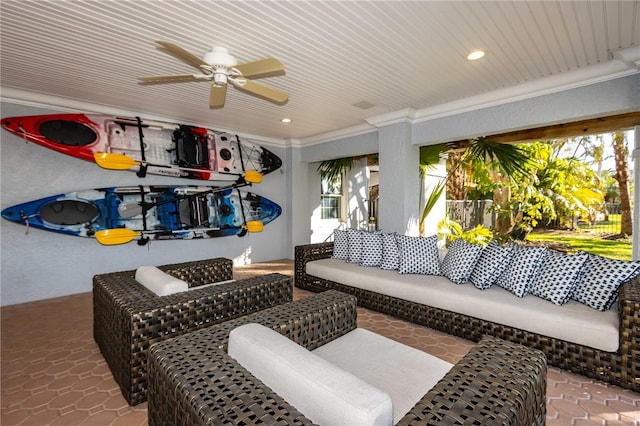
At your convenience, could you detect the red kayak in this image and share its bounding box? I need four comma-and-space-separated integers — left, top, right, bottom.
1, 113, 281, 181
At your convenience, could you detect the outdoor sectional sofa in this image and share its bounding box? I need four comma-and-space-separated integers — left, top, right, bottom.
146, 290, 547, 425
93, 257, 293, 405
295, 238, 640, 393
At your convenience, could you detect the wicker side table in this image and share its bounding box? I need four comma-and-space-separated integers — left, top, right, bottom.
93, 257, 293, 405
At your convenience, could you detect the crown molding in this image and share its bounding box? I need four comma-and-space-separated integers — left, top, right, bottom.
365, 108, 417, 127
297, 123, 376, 147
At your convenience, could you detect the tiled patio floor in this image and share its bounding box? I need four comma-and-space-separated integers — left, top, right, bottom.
1, 259, 639, 425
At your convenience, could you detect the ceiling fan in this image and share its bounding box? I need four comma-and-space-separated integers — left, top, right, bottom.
138, 41, 288, 108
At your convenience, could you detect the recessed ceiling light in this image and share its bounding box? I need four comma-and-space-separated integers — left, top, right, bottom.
467, 50, 486, 60
281, 118, 292, 123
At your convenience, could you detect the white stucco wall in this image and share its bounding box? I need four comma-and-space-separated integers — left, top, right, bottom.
3, 74, 638, 305
0, 102, 289, 306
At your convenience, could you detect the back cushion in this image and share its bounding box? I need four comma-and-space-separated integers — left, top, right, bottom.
228, 324, 393, 426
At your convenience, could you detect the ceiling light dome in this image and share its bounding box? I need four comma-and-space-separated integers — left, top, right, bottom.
203, 47, 238, 67
467, 50, 486, 60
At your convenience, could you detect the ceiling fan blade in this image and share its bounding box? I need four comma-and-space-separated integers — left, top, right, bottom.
234, 58, 285, 78
234, 79, 288, 103
210, 84, 227, 108
155, 40, 208, 70
138, 74, 202, 84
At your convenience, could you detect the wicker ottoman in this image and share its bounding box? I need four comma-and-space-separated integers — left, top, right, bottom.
93, 257, 293, 406
147, 290, 547, 425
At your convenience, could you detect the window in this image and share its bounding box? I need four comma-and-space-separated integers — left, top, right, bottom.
320, 175, 343, 219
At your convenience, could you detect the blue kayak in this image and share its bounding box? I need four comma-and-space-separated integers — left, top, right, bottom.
1, 185, 281, 244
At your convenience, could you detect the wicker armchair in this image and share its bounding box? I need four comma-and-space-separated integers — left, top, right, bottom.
93, 257, 292, 406
147, 290, 547, 425
295, 242, 640, 393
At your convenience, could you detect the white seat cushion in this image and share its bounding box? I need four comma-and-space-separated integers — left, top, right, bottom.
307, 258, 620, 352
135, 266, 188, 296
313, 328, 452, 423
228, 323, 393, 426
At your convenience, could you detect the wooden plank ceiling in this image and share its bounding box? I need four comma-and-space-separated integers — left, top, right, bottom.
1, 1, 639, 143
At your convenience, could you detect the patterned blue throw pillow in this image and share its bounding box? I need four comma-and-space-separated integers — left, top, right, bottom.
530, 251, 589, 305
397, 234, 440, 275
573, 254, 640, 311
469, 242, 515, 289
360, 231, 384, 267
441, 239, 484, 284
495, 245, 547, 297
331, 229, 349, 260
380, 232, 400, 270
346, 228, 363, 264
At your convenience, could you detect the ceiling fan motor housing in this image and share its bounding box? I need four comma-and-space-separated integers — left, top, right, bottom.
213, 71, 228, 86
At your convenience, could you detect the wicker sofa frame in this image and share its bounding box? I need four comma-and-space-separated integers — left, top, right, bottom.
147, 289, 547, 425
295, 242, 640, 393
93, 257, 293, 406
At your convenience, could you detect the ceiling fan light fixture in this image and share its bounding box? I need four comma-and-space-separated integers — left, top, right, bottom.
467, 49, 486, 60
203, 46, 238, 67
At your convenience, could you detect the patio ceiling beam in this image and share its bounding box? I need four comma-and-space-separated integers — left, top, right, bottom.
451, 111, 640, 146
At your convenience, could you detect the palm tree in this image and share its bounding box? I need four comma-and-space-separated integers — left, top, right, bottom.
612, 131, 632, 235
419, 137, 531, 234
317, 157, 358, 181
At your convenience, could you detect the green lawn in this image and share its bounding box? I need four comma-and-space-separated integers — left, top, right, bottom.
576, 213, 622, 234
526, 231, 631, 261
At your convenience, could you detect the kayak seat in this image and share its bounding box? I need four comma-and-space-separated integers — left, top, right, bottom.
172, 126, 210, 168
179, 196, 210, 228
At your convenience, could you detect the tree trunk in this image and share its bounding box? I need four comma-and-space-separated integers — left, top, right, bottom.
447, 151, 466, 200
612, 132, 633, 235
490, 169, 513, 234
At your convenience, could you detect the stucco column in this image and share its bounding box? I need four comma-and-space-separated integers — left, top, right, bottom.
377, 122, 421, 235
287, 144, 310, 253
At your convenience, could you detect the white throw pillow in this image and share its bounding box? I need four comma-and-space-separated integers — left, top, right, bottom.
135, 266, 189, 296
573, 254, 640, 311
440, 239, 484, 284
361, 231, 384, 267
380, 232, 400, 270
332, 229, 349, 260
347, 228, 364, 264
469, 242, 515, 289
228, 324, 393, 426
397, 234, 440, 275
530, 250, 588, 305
495, 245, 547, 297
